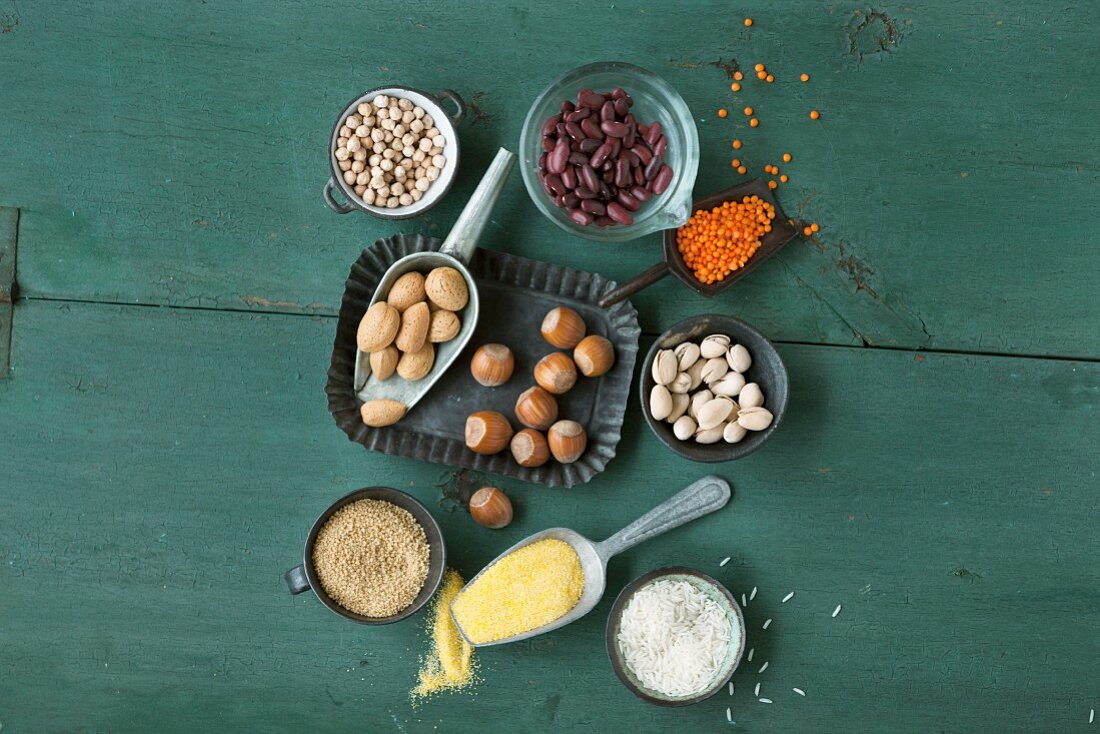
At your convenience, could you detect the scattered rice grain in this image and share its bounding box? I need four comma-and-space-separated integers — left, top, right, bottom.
726, 707, 732, 722
762, 618, 772, 630
750, 586, 757, 601
793, 687, 806, 696
720, 556, 731, 567
754, 682, 761, 696
1091, 708, 1095, 724
742, 593, 747, 607
782, 591, 795, 603
758, 661, 768, 673
729, 681, 734, 695
748, 647, 754, 661
759, 698, 773, 703
832, 604, 842, 618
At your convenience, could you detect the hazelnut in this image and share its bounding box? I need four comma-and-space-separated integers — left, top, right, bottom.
514, 386, 558, 431
469, 487, 513, 529
470, 344, 514, 387
533, 352, 577, 395
465, 411, 513, 455
510, 428, 550, 468
573, 335, 615, 377
540, 306, 586, 349
548, 420, 587, 464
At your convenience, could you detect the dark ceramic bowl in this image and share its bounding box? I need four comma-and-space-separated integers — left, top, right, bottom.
606, 566, 746, 706
640, 314, 789, 462
284, 486, 446, 624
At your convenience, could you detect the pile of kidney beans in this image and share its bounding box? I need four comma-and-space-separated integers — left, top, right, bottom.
537, 87, 673, 227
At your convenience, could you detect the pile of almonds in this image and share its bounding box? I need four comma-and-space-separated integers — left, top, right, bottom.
648, 334, 773, 445
464, 306, 616, 467
334, 94, 448, 209
357, 266, 468, 427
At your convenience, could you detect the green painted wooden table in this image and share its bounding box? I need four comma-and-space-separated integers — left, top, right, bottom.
1, 2, 1097, 731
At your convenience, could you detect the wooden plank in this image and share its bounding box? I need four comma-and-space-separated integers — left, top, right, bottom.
0, 207, 16, 377
1, 301, 1096, 731
2, 2, 1099, 355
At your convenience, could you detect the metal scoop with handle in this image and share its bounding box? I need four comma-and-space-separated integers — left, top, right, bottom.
451, 475, 732, 647
353, 147, 516, 403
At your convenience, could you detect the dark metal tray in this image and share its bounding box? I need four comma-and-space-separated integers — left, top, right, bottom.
326, 234, 641, 488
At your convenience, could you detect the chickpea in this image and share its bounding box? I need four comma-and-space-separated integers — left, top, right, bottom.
346, 115, 361, 129
394, 165, 406, 179
376, 184, 391, 198
354, 184, 367, 196
402, 110, 414, 124
346, 136, 361, 153
370, 128, 384, 143
431, 154, 446, 168
412, 150, 426, 163
362, 189, 376, 205
410, 119, 424, 134
351, 160, 365, 173
391, 181, 405, 196
399, 193, 413, 206
372, 95, 389, 108
410, 188, 423, 202
357, 102, 373, 117
415, 177, 430, 192
397, 98, 412, 111
381, 149, 394, 160
336, 136, 348, 147
352, 148, 367, 162
338, 159, 352, 172
386, 196, 399, 208
426, 166, 440, 181
334, 146, 350, 161
356, 171, 370, 186
355, 125, 370, 137
372, 141, 385, 154
419, 137, 433, 152
403, 145, 415, 158
413, 106, 425, 119
380, 117, 395, 131
422, 114, 434, 128
339, 125, 352, 138
368, 154, 381, 166
342, 169, 356, 185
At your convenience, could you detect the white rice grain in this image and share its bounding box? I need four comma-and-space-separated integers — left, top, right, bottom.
759, 698, 773, 704
754, 682, 760, 696
793, 687, 806, 696
1090, 708, 1095, 724
726, 707, 732, 722
728, 681, 734, 696
747, 647, 754, 662
720, 556, 731, 567
758, 661, 768, 673
742, 593, 747, 607
762, 618, 772, 630
782, 591, 795, 603
832, 604, 842, 618
750, 586, 758, 601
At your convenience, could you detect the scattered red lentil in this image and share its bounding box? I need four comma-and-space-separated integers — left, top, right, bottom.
800, 73, 810, 82
803, 226, 813, 236
737, 165, 747, 174
811, 223, 820, 233
780, 174, 789, 183
754, 63, 765, 72
749, 118, 759, 127
782, 153, 792, 162
718, 108, 728, 118
731, 82, 742, 92
732, 139, 742, 149
734, 71, 744, 81
676, 196, 776, 284
744, 17, 753, 27
768, 180, 778, 190
756, 70, 768, 80
732, 158, 741, 167
743, 106, 753, 116
809, 110, 820, 120
766, 74, 775, 83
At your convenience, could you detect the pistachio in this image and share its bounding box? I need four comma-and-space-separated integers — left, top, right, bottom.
697, 396, 736, 430
674, 342, 701, 371
711, 371, 746, 397
689, 389, 713, 419
687, 359, 706, 390
649, 384, 673, 421
668, 393, 690, 422
739, 382, 764, 409
723, 421, 748, 444
737, 406, 774, 431
700, 334, 731, 359
727, 343, 752, 373
700, 357, 730, 385
652, 349, 678, 386
694, 424, 725, 444
668, 371, 692, 394
673, 415, 697, 440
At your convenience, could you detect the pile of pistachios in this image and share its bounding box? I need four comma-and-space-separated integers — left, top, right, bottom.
648, 334, 773, 444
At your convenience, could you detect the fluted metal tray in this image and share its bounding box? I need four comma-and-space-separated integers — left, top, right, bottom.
326, 234, 641, 487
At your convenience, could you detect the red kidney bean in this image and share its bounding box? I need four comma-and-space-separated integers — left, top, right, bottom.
590, 141, 613, 168
561, 100, 575, 115
541, 137, 555, 152
633, 144, 652, 165
612, 86, 627, 100
614, 159, 631, 188
651, 165, 673, 194
637, 122, 649, 138
579, 138, 601, 153
542, 114, 561, 137
624, 126, 636, 149
565, 107, 590, 122
644, 121, 662, 147
595, 216, 615, 227
545, 173, 564, 194
609, 137, 621, 158
565, 122, 585, 141
566, 152, 587, 166
606, 202, 633, 225
569, 208, 593, 226
580, 117, 604, 140
539, 152, 548, 169
616, 190, 641, 212
601, 120, 629, 138
579, 90, 605, 108
574, 186, 597, 199
613, 98, 629, 117
600, 100, 615, 122
580, 164, 600, 192
620, 149, 639, 168
561, 166, 577, 190
561, 192, 580, 209
580, 199, 606, 215
631, 186, 651, 202
601, 168, 614, 184
555, 123, 567, 138
633, 166, 646, 186
644, 154, 663, 180
548, 139, 569, 174
652, 135, 668, 158
598, 181, 612, 200
539, 175, 554, 198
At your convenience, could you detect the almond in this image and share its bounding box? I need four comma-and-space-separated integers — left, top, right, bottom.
369, 345, 399, 381
360, 399, 406, 427
428, 309, 461, 343
386, 271, 426, 312
394, 301, 429, 354
425, 266, 469, 311
397, 341, 435, 381
357, 302, 400, 353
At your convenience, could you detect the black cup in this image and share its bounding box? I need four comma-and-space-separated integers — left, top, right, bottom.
284, 486, 446, 624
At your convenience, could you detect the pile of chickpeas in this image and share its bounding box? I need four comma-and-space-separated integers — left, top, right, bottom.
333, 94, 448, 209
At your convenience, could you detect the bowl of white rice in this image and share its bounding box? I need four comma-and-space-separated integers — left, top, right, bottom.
606, 567, 745, 706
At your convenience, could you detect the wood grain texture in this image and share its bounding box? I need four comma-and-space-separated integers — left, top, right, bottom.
1, 301, 1096, 731
0, 207, 16, 376
1, 2, 1098, 354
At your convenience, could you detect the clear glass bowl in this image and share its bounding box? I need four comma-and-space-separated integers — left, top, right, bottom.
519, 62, 700, 243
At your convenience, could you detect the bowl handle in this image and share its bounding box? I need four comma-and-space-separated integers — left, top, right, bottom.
284, 564, 311, 594
323, 178, 355, 214
434, 89, 466, 126
598, 261, 670, 309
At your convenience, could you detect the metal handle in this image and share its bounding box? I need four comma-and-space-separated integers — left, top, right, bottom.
284, 564, 311, 594
435, 89, 466, 126
595, 476, 731, 561
323, 178, 355, 214
598, 261, 670, 308
439, 147, 516, 264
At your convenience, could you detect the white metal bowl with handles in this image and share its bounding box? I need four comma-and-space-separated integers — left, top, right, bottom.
451, 475, 732, 647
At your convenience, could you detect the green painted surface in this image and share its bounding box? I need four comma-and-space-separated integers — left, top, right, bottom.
1, 1, 1099, 732
2, 1, 1099, 355
2, 302, 1098, 731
